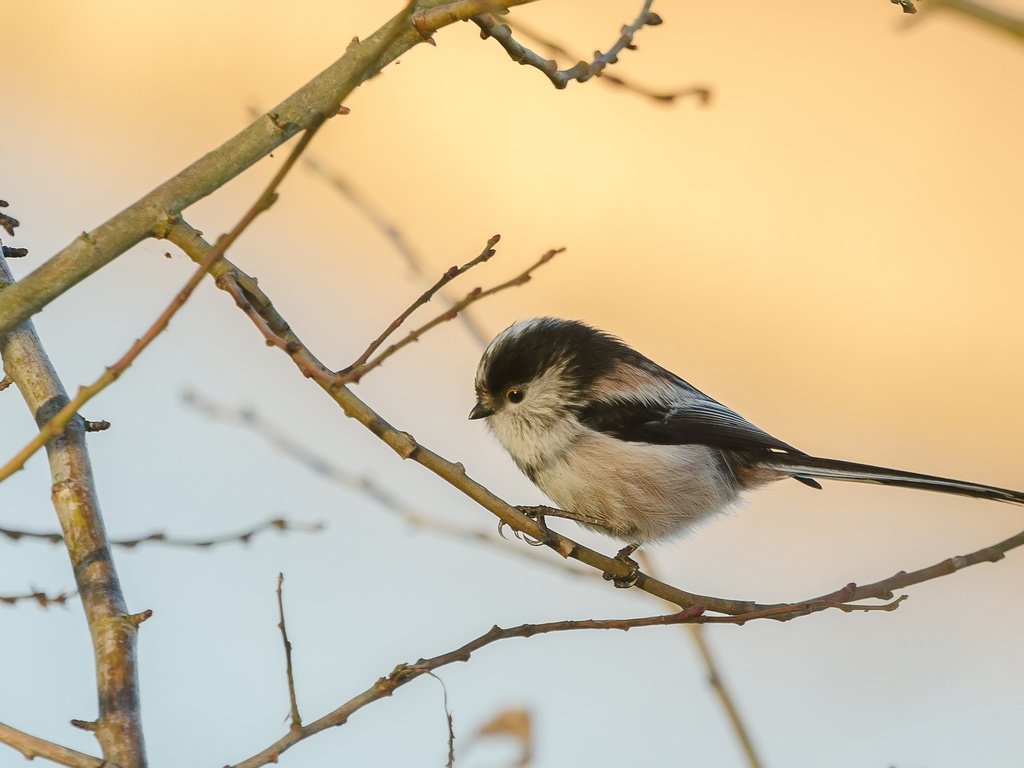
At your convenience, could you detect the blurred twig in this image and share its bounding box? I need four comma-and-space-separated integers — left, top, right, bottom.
0, 589, 75, 608
638, 551, 763, 768
0, 518, 322, 550
180, 389, 591, 578
345, 234, 500, 371
247, 107, 491, 347
502, 14, 711, 104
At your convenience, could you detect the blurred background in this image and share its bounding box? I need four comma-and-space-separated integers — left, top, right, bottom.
2, 1, 1024, 766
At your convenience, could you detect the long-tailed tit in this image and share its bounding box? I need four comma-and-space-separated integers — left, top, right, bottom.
470, 317, 1023, 559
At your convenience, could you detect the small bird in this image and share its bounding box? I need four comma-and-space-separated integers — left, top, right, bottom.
470, 317, 1023, 559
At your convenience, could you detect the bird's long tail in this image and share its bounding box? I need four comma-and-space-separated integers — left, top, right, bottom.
759, 452, 1024, 506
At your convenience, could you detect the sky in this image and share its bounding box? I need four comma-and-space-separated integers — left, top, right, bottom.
2, 1, 1024, 767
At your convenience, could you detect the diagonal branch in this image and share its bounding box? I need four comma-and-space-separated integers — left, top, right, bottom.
0, 722, 103, 768
0, 0, 539, 339
0, 250, 147, 767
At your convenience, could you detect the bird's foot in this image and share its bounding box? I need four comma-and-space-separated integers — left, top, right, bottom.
603, 543, 641, 588
496, 505, 555, 547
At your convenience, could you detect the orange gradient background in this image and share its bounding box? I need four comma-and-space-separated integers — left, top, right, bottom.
2, 2, 1023, 767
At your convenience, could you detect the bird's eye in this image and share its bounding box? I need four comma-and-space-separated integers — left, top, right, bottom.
505, 387, 525, 404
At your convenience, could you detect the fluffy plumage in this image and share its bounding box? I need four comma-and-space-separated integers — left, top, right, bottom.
471, 317, 1024, 545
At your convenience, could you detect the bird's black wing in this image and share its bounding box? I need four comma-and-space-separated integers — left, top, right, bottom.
578, 393, 800, 453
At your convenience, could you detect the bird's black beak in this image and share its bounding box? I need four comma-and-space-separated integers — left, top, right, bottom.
468, 402, 494, 420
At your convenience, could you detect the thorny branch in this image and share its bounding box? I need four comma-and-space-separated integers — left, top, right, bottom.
473, 1, 672, 91
0, 517, 322, 550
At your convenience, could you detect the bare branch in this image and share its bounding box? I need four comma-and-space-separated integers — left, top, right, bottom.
277, 574, 303, 732
473, 1, 672, 91
637, 552, 763, 768
0, 722, 103, 768
228, 605, 706, 768
503, 14, 711, 104
0, 0, 539, 339
0, 374, 12, 391
0, 589, 75, 608
2, 245, 28, 259
0, 113, 325, 485
344, 234, 500, 371
892, 0, 918, 13
0, 518, 322, 550
0, 251, 146, 766
338, 245, 562, 384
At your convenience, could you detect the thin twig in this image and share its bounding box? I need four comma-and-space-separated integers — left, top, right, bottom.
0, 589, 75, 608
503, 14, 711, 104
344, 234, 500, 371
337, 246, 562, 384
891, 0, 918, 13
473, 1, 669, 90
0, 518, 322, 550
0, 374, 12, 391
228, 605, 706, 768
0, 115, 326, 485
277, 574, 303, 731
0, 722, 103, 768
426, 673, 456, 768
